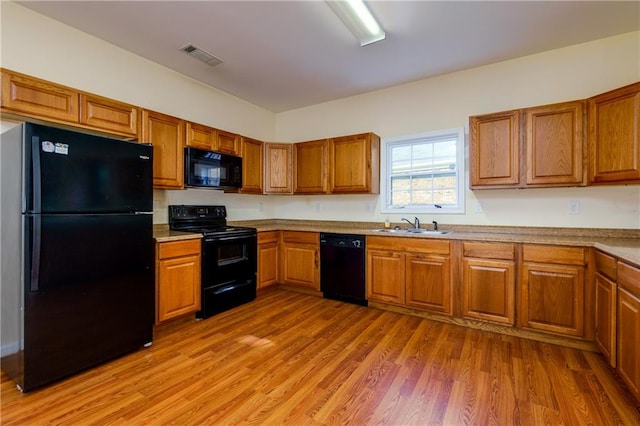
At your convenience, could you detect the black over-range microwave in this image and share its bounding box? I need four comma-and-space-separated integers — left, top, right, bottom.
184, 147, 242, 189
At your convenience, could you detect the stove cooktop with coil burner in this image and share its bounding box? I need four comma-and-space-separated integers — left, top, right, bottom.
168, 205, 256, 238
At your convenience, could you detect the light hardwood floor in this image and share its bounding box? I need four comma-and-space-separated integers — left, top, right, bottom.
2, 288, 639, 425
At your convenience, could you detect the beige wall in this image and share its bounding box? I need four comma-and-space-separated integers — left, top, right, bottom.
0, 2, 275, 141
2, 2, 639, 228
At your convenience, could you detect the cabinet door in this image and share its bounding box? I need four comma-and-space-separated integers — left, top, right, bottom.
157, 254, 201, 323
524, 101, 585, 186
595, 272, 617, 367
156, 240, 201, 325
294, 139, 328, 194
281, 243, 318, 289
519, 262, 585, 337
329, 133, 380, 194
1, 69, 78, 123
366, 250, 404, 304
470, 110, 520, 188
617, 287, 640, 402
216, 129, 240, 155
258, 241, 278, 289
405, 253, 451, 314
264, 143, 293, 194
79, 93, 138, 137
281, 232, 319, 290
141, 110, 184, 188
240, 136, 264, 194
588, 82, 640, 184
462, 258, 515, 325
185, 122, 216, 151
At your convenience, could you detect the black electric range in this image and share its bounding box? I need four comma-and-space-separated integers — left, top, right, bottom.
168, 205, 257, 318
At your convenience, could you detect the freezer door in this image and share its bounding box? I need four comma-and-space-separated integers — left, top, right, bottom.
24, 123, 152, 214
22, 213, 153, 391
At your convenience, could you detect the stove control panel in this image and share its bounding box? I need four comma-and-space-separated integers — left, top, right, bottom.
169, 205, 227, 222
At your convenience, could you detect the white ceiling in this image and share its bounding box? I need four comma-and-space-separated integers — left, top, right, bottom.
18, 1, 640, 113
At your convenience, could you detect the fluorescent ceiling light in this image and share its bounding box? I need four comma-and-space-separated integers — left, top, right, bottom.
326, 0, 386, 46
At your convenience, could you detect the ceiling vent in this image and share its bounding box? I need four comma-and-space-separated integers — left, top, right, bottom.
180, 44, 223, 67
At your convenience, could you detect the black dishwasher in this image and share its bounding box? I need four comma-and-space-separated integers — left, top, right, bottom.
320, 233, 367, 306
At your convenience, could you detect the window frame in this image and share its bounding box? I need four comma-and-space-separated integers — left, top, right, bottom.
380, 128, 466, 215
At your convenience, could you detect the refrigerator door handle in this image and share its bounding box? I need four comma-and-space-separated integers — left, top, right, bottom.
31, 136, 42, 213
30, 214, 41, 292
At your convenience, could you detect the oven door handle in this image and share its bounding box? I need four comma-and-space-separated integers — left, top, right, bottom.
214, 282, 247, 295
205, 235, 255, 243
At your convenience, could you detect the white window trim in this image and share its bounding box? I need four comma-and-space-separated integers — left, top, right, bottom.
380, 127, 466, 215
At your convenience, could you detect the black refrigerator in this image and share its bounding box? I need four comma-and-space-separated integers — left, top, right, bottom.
0, 122, 154, 392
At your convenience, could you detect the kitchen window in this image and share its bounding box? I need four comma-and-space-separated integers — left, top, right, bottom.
381, 128, 465, 214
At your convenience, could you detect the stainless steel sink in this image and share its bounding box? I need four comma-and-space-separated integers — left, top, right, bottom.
372, 228, 452, 235
406, 229, 452, 235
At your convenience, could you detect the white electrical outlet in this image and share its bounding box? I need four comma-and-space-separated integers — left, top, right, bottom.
568, 200, 580, 215
474, 202, 483, 213
315, 202, 321, 212
258, 202, 263, 212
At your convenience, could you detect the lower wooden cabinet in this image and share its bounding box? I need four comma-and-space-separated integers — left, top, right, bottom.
616, 261, 640, 402
366, 236, 451, 314
155, 239, 201, 324
462, 242, 516, 325
594, 250, 618, 366
367, 249, 405, 304
405, 253, 451, 314
280, 231, 319, 290
257, 231, 279, 288
519, 245, 586, 337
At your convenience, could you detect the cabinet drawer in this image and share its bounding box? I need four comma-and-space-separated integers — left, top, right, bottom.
618, 261, 640, 299
595, 250, 617, 281
282, 231, 318, 244
463, 241, 515, 260
367, 236, 450, 255
157, 239, 201, 259
522, 244, 585, 265
258, 231, 280, 244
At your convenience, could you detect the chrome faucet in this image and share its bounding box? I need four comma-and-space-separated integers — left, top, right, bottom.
401, 217, 420, 229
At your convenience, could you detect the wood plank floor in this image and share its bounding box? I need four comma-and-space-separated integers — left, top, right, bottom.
2, 288, 639, 425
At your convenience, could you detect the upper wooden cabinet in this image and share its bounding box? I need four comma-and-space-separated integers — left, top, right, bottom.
524, 101, 586, 186
216, 129, 240, 156
1, 69, 78, 123
79, 93, 138, 137
1, 69, 139, 138
470, 110, 520, 188
471, 101, 586, 189
294, 139, 328, 194
141, 110, 185, 189
240, 136, 264, 194
588, 82, 640, 185
264, 143, 293, 194
329, 133, 380, 194
185, 121, 216, 151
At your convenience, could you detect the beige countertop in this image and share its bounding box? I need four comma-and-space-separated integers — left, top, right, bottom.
153, 226, 202, 243
154, 220, 640, 267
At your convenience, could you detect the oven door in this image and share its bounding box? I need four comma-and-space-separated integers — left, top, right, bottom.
201, 233, 257, 289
